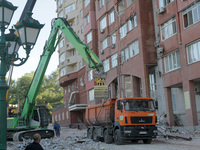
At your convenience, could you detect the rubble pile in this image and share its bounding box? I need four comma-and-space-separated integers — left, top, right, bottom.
7, 129, 106, 150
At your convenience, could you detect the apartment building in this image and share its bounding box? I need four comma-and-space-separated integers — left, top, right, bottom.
53, 0, 200, 127
52, 0, 87, 126
155, 0, 200, 126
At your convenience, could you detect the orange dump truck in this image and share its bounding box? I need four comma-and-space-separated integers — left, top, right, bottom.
86, 97, 158, 145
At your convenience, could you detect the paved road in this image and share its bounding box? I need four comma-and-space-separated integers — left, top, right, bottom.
100, 138, 200, 150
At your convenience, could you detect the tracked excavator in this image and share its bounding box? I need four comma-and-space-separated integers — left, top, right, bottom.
7, 16, 105, 141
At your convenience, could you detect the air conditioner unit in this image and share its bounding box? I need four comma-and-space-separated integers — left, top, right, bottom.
157, 47, 164, 55
100, 28, 104, 34
154, 41, 160, 47
111, 44, 115, 49
158, 7, 166, 14
100, 50, 104, 54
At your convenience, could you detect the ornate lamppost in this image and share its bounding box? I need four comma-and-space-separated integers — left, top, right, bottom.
0, 0, 44, 149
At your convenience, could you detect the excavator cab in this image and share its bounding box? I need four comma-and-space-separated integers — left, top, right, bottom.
31, 106, 50, 128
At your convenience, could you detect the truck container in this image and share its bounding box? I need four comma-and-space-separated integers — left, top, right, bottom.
86, 97, 158, 145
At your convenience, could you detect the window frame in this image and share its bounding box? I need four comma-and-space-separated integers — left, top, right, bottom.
103, 59, 110, 72
109, 9, 115, 25
84, 0, 90, 8
86, 31, 92, 44
186, 39, 200, 64
120, 23, 127, 39
164, 50, 180, 73
111, 53, 118, 68
101, 38, 108, 50
100, 15, 107, 30
129, 40, 139, 58
160, 17, 177, 41
89, 88, 94, 101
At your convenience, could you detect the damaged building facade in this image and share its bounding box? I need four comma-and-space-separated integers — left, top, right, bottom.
52, 0, 200, 127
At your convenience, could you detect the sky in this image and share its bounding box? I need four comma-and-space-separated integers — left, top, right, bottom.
7, 0, 58, 80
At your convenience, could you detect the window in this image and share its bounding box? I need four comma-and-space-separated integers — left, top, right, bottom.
65, 4, 75, 15
66, 111, 69, 120
84, 13, 90, 26
89, 88, 94, 101
171, 88, 176, 111
187, 40, 200, 64
62, 112, 64, 120
120, 23, 127, 39
103, 59, 110, 72
118, 0, 126, 16
99, 0, 105, 8
59, 39, 64, 49
60, 67, 66, 77
58, 114, 61, 121
58, 11, 63, 18
111, 53, 118, 68
80, 10, 83, 18
58, 0, 63, 7
149, 71, 156, 99
84, 0, 90, 8
70, 50, 75, 56
102, 38, 108, 50
183, 1, 200, 28
128, 15, 137, 31
88, 70, 93, 81
111, 32, 116, 44
127, 0, 135, 7
100, 16, 107, 30
121, 47, 129, 63
125, 76, 132, 97
164, 50, 180, 73
81, 26, 83, 34
52, 116, 54, 123
59, 53, 65, 63
55, 115, 57, 121
68, 85, 70, 92
130, 40, 139, 58
109, 10, 115, 25
86, 31, 92, 43
161, 17, 176, 41
159, 0, 174, 8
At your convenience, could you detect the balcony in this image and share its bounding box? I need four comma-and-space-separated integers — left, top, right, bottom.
59, 71, 78, 87
69, 104, 87, 111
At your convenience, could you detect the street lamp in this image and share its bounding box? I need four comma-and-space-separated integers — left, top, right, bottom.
0, 0, 44, 149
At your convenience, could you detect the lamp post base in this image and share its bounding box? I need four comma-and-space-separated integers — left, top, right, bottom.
0, 77, 9, 150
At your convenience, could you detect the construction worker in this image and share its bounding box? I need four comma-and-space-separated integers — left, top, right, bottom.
25, 133, 44, 150
54, 121, 61, 137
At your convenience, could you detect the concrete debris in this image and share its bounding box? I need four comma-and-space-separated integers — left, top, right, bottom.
7, 131, 106, 150
158, 126, 192, 141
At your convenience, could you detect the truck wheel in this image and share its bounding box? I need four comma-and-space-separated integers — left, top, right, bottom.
93, 128, 98, 141
114, 129, 124, 145
143, 139, 152, 144
104, 130, 113, 144
87, 128, 93, 139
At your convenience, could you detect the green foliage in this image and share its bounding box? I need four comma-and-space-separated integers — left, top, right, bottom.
8, 69, 63, 114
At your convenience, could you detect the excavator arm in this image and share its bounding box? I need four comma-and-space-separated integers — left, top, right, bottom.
21, 18, 105, 123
